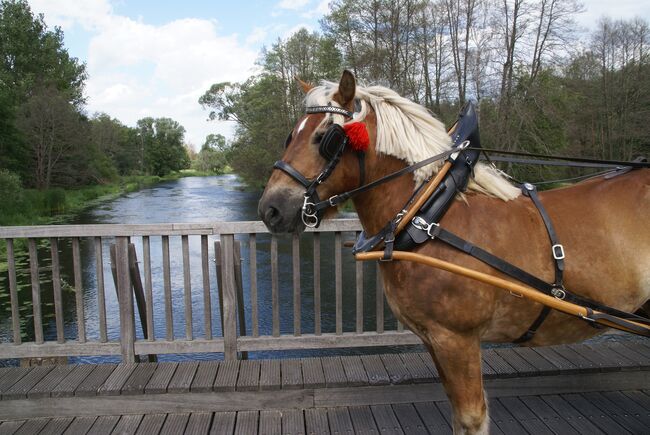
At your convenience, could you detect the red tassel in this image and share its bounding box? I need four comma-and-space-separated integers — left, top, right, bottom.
343, 122, 370, 152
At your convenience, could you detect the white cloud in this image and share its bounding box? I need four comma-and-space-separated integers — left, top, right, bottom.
28, 1, 258, 145
277, 0, 310, 11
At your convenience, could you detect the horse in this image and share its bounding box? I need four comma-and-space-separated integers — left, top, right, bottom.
258, 70, 650, 434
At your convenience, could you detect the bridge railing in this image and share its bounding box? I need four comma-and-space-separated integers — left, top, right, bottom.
0, 220, 418, 362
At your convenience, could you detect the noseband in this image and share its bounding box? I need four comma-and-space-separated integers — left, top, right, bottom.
273, 105, 365, 228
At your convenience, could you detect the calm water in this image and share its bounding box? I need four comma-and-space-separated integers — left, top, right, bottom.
0, 175, 402, 363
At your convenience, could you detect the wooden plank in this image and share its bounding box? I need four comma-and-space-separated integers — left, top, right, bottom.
335, 232, 342, 335
94, 237, 108, 343
72, 237, 86, 342
583, 391, 648, 434
28, 238, 44, 344
13, 418, 48, 435
392, 403, 427, 434
121, 362, 157, 395
160, 413, 190, 435
400, 353, 435, 383
271, 235, 279, 337
210, 412, 236, 435
28, 364, 76, 399
248, 234, 258, 338
488, 398, 527, 434
185, 413, 213, 435
328, 407, 354, 434
6, 239, 21, 345
370, 404, 403, 434
512, 346, 558, 375
50, 238, 64, 343
86, 415, 120, 435
167, 361, 199, 393
321, 356, 348, 387
518, 395, 579, 435
376, 266, 384, 333
112, 414, 143, 435
380, 354, 411, 384
51, 364, 96, 398
202, 235, 213, 340
562, 392, 628, 434
234, 410, 258, 435
145, 362, 178, 394
135, 414, 166, 435
3, 366, 53, 400
97, 363, 136, 396
191, 361, 220, 393
348, 405, 379, 435
356, 238, 363, 334
304, 408, 329, 435
481, 349, 517, 378
75, 364, 117, 397
340, 355, 369, 386
162, 235, 174, 340
182, 235, 194, 340
236, 360, 260, 392
360, 355, 390, 386
63, 416, 97, 435
494, 348, 538, 376
293, 233, 301, 336
300, 358, 326, 389
541, 394, 605, 435
259, 410, 281, 435
533, 346, 577, 373
0, 367, 31, 395
281, 359, 303, 390
498, 397, 553, 435
413, 402, 452, 435
115, 237, 135, 362
220, 235, 238, 360
259, 359, 281, 391
313, 233, 321, 336
37, 417, 74, 435
280, 409, 304, 435
213, 360, 239, 392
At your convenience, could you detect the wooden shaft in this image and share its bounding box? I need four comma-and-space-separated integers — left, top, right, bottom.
395, 161, 452, 234
356, 251, 649, 335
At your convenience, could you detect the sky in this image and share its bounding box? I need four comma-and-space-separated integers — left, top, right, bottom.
27, 0, 650, 149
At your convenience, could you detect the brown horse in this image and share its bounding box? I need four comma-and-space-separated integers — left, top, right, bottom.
258, 71, 650, 434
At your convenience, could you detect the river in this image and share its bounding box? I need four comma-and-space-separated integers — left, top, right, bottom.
0, 175, 401, 363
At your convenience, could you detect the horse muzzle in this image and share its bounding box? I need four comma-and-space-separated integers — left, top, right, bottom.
258, 188, 305, 234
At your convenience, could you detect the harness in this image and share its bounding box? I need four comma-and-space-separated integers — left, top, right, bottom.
273, 101, 650, 340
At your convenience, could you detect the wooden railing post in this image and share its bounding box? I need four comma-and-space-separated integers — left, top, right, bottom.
220, 234, 238, 360
115, 236, 136, 363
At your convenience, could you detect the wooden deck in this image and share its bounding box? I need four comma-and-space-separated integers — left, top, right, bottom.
1, 340, 649, 434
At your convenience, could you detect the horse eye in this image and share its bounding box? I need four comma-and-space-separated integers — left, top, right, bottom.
284, 132, 292, 148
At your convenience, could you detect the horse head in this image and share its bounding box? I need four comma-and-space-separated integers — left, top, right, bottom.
258, 70, 374, 233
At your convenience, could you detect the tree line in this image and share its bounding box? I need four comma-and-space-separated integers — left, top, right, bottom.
201, 0, 650, 186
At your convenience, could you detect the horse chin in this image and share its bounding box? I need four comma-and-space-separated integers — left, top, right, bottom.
258, 188, 305, 234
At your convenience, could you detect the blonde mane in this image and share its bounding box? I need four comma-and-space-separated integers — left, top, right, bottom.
305, 81, 520, 201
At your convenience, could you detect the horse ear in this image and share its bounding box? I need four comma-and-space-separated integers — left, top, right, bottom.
295, 76, 313, 94
338, 70, 356, 106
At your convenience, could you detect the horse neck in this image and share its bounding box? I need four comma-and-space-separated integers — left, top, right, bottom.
352, 153, 416, 235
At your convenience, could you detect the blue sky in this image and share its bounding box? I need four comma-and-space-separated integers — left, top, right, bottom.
27, 0, 650, 148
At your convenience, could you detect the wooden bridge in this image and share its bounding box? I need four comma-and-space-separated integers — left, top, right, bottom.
0, 220, 648, 434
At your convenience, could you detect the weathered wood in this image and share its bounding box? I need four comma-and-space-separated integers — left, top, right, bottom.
72, 237, 86, 343
220, 235, 238, 360
313, 232, 321, 336
49, 238, 64, 343
162, 235, 174, 341
115, 237, 135, 362
249, 234, 258, 337
6, 239, 21, 345
292, 233, 301, 336
271, 235, 279, 337
182, 235, 194, 340
201, 235, 213, 340
27, 238, 43, 344
94, 237, 108, 343
335, 232, 342, 335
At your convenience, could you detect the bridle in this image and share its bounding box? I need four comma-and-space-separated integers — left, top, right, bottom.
273, 104, 365, 228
